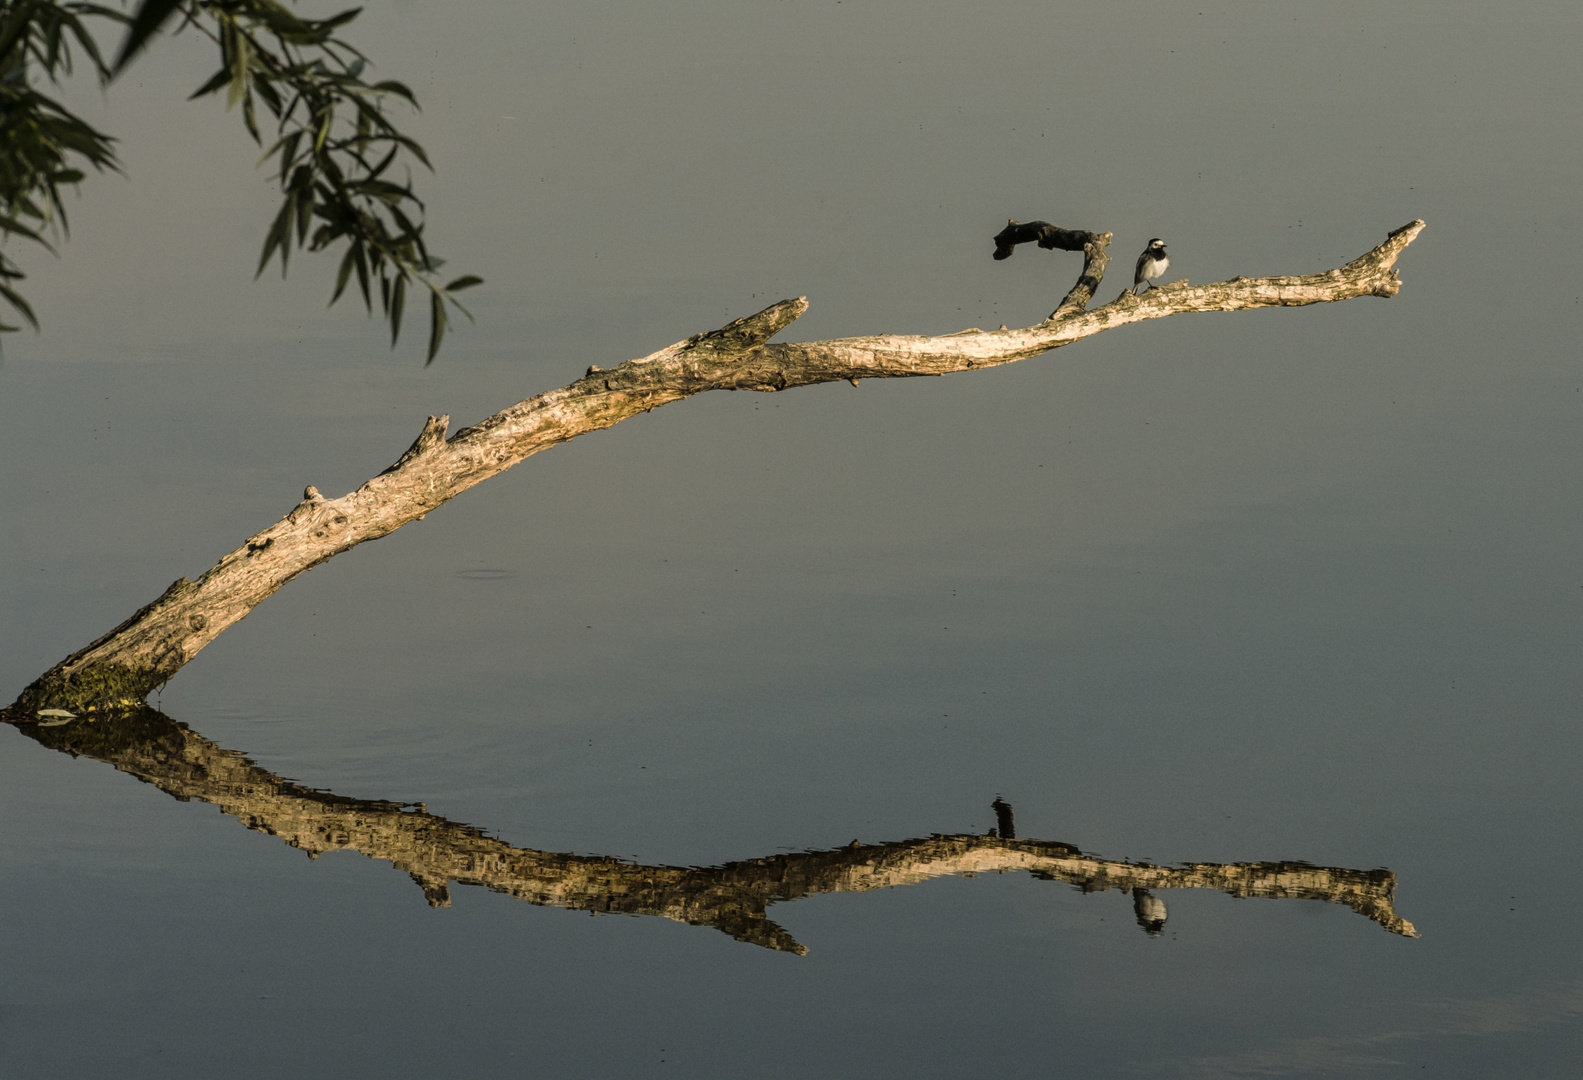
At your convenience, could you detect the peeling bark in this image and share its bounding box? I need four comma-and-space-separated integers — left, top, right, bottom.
4, 708, 1418, 950
9, 220, 1425, 713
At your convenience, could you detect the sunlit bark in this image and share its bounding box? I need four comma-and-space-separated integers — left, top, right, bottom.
8, 220, 1425, 713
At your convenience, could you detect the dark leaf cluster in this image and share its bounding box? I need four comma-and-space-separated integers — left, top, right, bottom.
0, 1, 123, 331
0, 0, 479, 361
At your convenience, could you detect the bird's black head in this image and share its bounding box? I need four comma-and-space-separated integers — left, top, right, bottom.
1148, 238, 1167, 252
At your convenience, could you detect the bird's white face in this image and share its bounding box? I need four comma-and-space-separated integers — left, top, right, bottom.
1149, 239, 1167, 254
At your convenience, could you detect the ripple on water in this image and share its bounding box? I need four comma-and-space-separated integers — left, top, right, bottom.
456, 569, 518, 581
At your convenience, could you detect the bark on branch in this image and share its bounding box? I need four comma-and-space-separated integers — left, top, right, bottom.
4, 708, 1418, 950
8, 219, 1425, 713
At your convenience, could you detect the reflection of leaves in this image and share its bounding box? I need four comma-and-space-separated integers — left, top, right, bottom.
2, 1, 478, 362
36, 708, 77, 726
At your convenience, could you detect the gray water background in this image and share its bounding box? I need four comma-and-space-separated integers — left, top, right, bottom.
2, 2, 1580, 1075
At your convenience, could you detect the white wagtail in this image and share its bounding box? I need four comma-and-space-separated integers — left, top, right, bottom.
1132, 238, 1169, 294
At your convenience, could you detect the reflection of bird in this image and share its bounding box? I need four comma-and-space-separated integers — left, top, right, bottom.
1132, 887, 1168, 936
991, 797, 1015, 839
1132, 238, 1169, 294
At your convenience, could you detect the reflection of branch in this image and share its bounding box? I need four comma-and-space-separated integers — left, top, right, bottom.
5, 710, 1417, 951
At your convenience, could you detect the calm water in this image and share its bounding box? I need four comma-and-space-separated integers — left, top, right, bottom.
3, 3, 1580, 1076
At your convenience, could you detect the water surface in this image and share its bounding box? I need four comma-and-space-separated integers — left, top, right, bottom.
3, 3, 1579, 1076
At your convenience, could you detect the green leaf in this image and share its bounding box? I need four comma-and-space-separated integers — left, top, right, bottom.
350, 178, 411, 203
255, 196, 293, 277
388, 203, 421, 241
314, 108, 333, 154
0, 7, 38, 65
251, 0, 311, 39
365, 143, 399, 180
443, 275, 483, 292
189, 65, 231, 100
353, 242, 371, 310
295, 187, 314, 245
389, 272, 405, 345
11, 195, 46, 223
0, 217, 50, 248
113, 0, 185, 75
241, 90, 259, 142
44, 14, 64, 71
226, 33, 253, 112
318, 8, 364, 33
254, 75, 283, 118
316, 149, 345, 186
73, 4, 133, 22
331, 243, 357, 305
370, 79, 417, 105
390, 133, 431, 169
63, 9, 121, 79
425, 288, 447, 365
280, 131, 303, 175
0, 283, 40, 331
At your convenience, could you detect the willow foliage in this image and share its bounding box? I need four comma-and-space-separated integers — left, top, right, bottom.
0, 0, 478, 362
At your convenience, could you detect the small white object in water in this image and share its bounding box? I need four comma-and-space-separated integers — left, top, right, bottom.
36, 708, 77, 727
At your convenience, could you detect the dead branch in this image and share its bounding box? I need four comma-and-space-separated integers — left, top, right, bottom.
7, 219, 1425, 713
5, 707, 1419, 949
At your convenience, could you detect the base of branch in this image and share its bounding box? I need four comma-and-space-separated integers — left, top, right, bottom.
7, 663, 164, 719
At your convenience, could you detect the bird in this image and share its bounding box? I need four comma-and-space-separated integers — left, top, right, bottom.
1132, 238, 1169, 294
